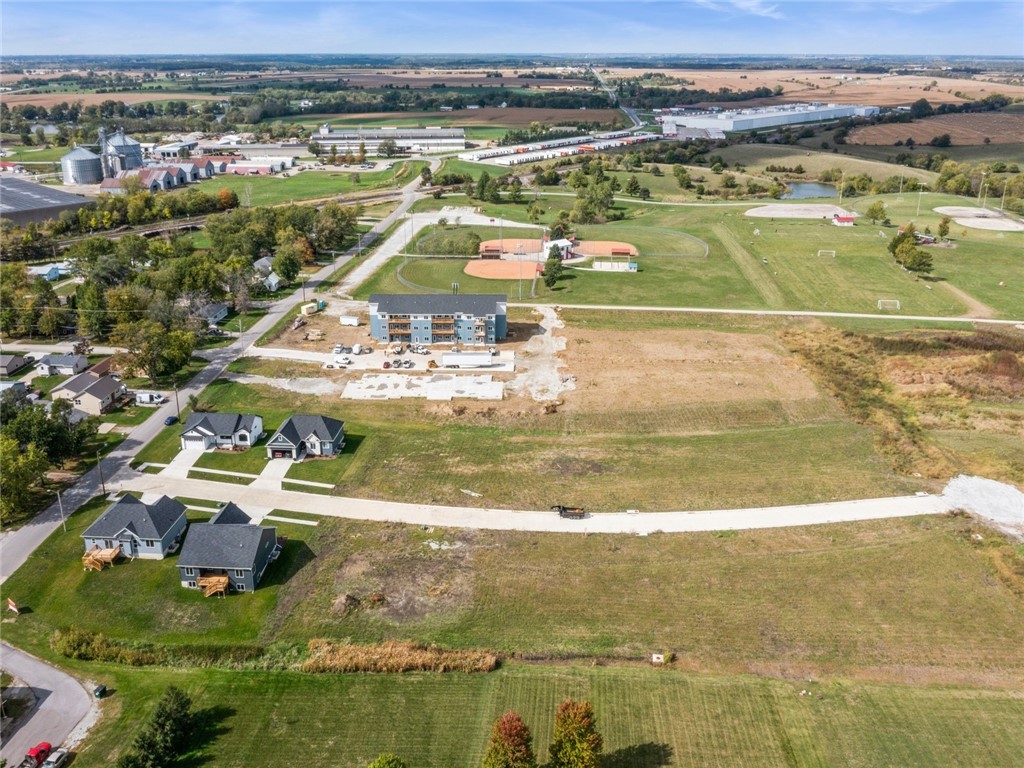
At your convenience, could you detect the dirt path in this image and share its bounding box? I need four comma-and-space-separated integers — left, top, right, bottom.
939, 280, 997, 319
712, 224, 787, 308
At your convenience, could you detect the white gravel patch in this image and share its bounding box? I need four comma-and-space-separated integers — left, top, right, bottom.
506, 305, 576, 402
943, 475, 1024, 539
745, 203, 854, 219
343, 373, 503, 401
221, 372, 343, 396
933, 206, 1024, 232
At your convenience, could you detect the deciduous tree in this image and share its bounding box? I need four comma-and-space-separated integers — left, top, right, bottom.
483, 711, 536, 768
548, 699, 602, 768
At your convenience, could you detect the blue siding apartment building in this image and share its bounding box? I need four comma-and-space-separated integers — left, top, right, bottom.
369, 294, 507, 346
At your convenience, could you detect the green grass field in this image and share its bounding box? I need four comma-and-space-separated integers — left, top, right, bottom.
63, 665, 1024, 768
190, 161, 426, 207
4, 501, 1024, 767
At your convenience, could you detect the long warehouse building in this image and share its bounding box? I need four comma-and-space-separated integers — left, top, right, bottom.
314, 125, 466, 154
664, 102, 879, 133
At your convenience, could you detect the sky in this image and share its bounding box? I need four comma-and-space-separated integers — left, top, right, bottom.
2, 0, 1022, 57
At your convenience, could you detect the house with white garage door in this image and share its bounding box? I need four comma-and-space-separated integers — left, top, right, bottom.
265, 414, 345, 460
180, 412, 263, 451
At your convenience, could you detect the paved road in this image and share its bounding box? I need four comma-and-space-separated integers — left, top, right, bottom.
116, 471, 952, 534
515, 302, 1024, 327
0, 643, 97, 763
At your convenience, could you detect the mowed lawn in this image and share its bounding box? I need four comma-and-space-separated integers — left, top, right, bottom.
193, 379, 912, 512
192, 160, 426, 206
67, 665, 1024, 768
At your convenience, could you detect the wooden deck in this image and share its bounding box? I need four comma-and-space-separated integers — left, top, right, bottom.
83, 545, 122, 571
198, 574, 229, 598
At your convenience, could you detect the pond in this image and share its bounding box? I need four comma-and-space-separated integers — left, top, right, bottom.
782, 182, 837, 199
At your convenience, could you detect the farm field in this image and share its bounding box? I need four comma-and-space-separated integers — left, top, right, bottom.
604, 68, 1024, 106
848, 112, 1024, 146
837, 140, 1024, 165
181, 161, 426, 206
279, 107, 622, 129
0, 90, 221, 108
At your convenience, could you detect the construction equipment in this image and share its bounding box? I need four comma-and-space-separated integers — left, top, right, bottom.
551, 505, 586, 519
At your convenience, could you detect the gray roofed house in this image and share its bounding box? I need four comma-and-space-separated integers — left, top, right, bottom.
198, 302, 229, 325
35, 353, 89, 376
180, 412, 263, 451
266, 414, 345, 460
82, 495, 188, 560
177, 503, 279, 594
0, 177, 91, 226
0, 353, 28, 376
253, 256, 274, 275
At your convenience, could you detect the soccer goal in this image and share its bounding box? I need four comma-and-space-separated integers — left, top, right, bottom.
877, 299, 901, 311
817, 249, 837, 258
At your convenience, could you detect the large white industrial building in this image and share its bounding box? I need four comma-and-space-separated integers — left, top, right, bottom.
662, 103, 879, 134
313, 125, 465, 154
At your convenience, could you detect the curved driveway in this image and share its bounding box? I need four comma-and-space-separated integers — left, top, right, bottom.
0, 643, 97, 763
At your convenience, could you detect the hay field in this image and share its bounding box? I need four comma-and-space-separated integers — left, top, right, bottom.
849, 112, 1024, 146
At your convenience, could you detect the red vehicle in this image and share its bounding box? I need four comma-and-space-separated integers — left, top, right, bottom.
19, 743, 52, 768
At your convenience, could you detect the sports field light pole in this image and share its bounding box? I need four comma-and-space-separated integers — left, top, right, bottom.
916, 188, 924, 217
977, 171, 987, 207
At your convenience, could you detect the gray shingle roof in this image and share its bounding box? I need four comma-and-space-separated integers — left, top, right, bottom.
83, 495, 186, 540
54, 371, 120, 399
253, 257, 274, 275
209, 502, 251, 525
0, 354, 26, 367
177, 520, 277, 571
269, 414, 344, 447
182, 412, 259, 438
38, 353, 87, 368
370, 294, 505, 317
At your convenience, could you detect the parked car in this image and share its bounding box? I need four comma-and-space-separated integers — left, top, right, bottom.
333, 344, 344, 354
42, 749, 70, 768
18, 743, 52, 768
334, 355, 353, 365
164, 415, 178, 426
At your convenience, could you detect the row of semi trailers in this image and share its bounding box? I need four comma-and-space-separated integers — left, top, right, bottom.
458, 130, 662, 167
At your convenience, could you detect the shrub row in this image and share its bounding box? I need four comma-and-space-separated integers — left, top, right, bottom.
50, 626, 268, 668
302, 639, 499, 673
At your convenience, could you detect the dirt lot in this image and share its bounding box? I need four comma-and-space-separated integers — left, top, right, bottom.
605, 68, 1024, 107
0, 91, 221, 108
558, 325, 821, 412
849, 112, 1024, 146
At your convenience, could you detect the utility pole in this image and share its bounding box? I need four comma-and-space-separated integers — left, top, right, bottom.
56, 489, 66, 533
173, 384, 181, 420
977, 171, 987, 206
96, 449, 106, 495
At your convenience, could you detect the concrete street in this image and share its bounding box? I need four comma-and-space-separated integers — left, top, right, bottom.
0, 643, 97, 764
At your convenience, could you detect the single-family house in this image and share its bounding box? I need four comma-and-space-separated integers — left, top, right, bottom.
266, 414, 345, 460
177, 503, 280, 594
253, 256, 274, 276
82, 495, 187, 560
0, 381, 27, 396
198, 302, 229, 326
180, 412, 264, 451
51, 371, 125, 415
35, 353, 88, 376
0, 353, 28, 376
27, 262, 71, 281
263, 271, 283, 292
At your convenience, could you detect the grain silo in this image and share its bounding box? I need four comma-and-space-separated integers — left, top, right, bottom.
60, 146, 103, 185
103, 128, 143, 170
